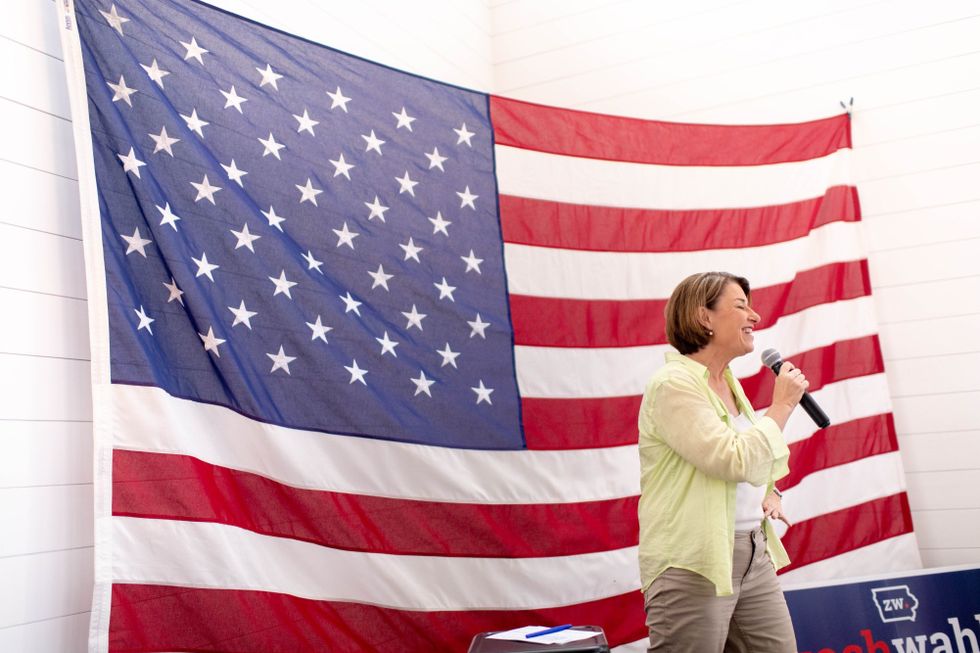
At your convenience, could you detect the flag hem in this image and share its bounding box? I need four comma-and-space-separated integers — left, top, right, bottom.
56, 2, 115, 652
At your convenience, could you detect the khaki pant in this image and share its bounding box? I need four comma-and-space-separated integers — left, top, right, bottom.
643, 529, 797, 653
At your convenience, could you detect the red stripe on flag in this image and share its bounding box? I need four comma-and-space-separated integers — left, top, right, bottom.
778, 493, 914, 574
500, 186, 859, 252
522, 335, 879, 451
109, 584, 647, 652
738, 334, 884, 408
112, 450, 640, 558
511, 259, 871, 348
779, 414, 899, 492
522, 395, 642, 450
490, 95, 851, 166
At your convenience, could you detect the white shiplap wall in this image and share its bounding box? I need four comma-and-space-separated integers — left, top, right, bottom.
0, 1, 491, 650
1, 2, 93, 650
491, 0, 980, 568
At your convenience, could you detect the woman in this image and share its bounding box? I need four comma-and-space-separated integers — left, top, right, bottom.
638, 271, 808, 653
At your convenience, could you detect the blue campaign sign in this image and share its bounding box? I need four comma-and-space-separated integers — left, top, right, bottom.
784, 565, 980, 653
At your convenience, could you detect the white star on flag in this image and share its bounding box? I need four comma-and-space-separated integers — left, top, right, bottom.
256, 63, 283, 89
258, 132, 286, 159
428, 211, 451, 236
156, 203, 181, 231
180, 108, 209, 137
434, 277, 456, 302
411, 370, 435, 397
468, 313, 490, 338
261, 206, 286, 231
395, 171, 418, 196
361, 130, 384, 155
425, 147, 447, 171
392, 107, 416, 131
220, 85, 248, 113
198, 326, 225, 356
471, 380, 494, 405
267, 346, 296, 374
302, 250, 324, 273
192, 252, 219, 281
134, 305, 154, 334
230, 223, 260, 252
306, 315, 332, 343
190, 174, 221, 203
121, 227, 152, 257
294, 109, 319, 135
296, 178, 323, 205
140, 59, 169, 88
326, 86, 351, 112
344, 359, 368, 385
149, 126, 180, 156
221, 159, 248, 186
376, 331, 399, 357
437, 343, 460, 368
117, 147, 146, 178
163, 278, 184, 305
99, 4, 129, 35
269, 270, 297, 298
400, 237, 423, 262
180, 36, 209, 64
330, 153, 355, 179
333, 222, 359, 249
228, 300, 258, 329
454, 122, 475, 146
107, 75, 137, 106
457, 186, 478, 209
368, 264, 394, 290
365, 196, 389, 222
340, 292, 362, 316
402, 304, 426, 331
461, 250, 483, 274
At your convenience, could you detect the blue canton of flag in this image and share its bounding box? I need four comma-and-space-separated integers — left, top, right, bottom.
81, 0, 523, 449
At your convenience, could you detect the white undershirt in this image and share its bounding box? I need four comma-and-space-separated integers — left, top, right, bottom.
731, 412, 768, 532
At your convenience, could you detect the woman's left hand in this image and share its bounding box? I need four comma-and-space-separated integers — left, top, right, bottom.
763, 491, 792, 527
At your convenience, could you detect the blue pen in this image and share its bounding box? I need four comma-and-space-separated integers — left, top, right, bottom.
526, 624, 574, 638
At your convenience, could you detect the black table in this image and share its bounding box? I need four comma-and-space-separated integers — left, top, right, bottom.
466, 626, 609, 653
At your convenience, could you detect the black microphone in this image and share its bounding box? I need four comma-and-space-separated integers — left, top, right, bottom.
761, 348, 831, 429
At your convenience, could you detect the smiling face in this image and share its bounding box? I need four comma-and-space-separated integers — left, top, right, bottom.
702, 281, 761, 358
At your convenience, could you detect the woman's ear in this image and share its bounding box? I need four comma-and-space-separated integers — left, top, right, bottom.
697, 306, 712, 332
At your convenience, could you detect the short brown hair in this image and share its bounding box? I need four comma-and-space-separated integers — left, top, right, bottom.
664, 272, 751, 354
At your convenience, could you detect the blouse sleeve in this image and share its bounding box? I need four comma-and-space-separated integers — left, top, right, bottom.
645, 375, 789, 486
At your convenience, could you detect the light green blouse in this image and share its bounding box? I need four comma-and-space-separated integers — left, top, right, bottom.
638, 352, 791, 596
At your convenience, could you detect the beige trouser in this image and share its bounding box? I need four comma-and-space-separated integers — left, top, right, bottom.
643, 529, 797, 653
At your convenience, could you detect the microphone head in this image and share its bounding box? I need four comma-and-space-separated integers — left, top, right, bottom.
761, 348, 782, 368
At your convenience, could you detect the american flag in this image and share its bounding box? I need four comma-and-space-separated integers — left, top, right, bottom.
60, 0, 920, 651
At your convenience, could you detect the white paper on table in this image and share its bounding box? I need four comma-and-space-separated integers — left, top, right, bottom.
486, 626, 600, 645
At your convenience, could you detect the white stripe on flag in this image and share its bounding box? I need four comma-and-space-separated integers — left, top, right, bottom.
110, 385, 641, 503
779, 451, 907, 525
611, 640, 648, 653
495, 146, 851, 210
779, 534, 922, 587
504, 222, 863, 300
111, 517, 641, 610
515, 296, 878, 398
771, 373, 894, 444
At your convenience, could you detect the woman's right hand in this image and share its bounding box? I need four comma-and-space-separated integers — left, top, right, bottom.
771, 361, 808, 410
764, 362, 809, 430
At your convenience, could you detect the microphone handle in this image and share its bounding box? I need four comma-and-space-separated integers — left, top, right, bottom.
799, 393, 831, 429
769, 361, 831, 429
